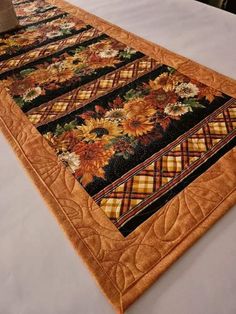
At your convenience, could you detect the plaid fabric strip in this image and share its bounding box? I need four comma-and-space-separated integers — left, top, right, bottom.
0, 28, 101, 75
26, 56, 160, 126
98, 101, 236, 221
17, 8, 64, 26
94, 99, 234, 202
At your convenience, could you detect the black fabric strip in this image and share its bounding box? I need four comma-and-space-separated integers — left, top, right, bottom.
0, 13, 67, 38
1, 13, 68, 37
0, 24, 91, 63
119, 136, 236, 236
17, 6, 57, 20
0, 27, 102, 80
13, 44, 144, 112
37, 65, 165, 133
18, 13, 67, 29
25, 64, 144, 112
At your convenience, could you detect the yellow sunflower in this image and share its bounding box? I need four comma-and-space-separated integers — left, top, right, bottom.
22, 87, 42, 102
77, 118, 122, 142
3, 38, 17, 47
149, 73, 175, 92
63, 53, 84, 70
123, 97, 156, 118
28, 68, 52, 84
0, 39, 16, 54
46, 62, 75, 82
54, 68, 74, 83
122, 116, 154, 137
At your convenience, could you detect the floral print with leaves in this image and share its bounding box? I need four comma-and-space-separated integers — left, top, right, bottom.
44, 68, 223, 187
15, 0, 55, 18
1, 38, 136, 108
0, 16, 86, 58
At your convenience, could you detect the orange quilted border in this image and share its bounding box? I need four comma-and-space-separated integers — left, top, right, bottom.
0, 1, 236, 312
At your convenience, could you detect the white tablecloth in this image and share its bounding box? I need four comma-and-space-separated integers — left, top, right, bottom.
0, 1, 236, 313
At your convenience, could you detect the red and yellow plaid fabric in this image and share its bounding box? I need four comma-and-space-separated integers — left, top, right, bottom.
99, 102, 236, 220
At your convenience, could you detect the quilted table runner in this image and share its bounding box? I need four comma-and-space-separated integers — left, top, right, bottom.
0, 0, 235, 312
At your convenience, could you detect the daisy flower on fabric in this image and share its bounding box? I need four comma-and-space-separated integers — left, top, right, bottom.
47, 31, 63, 39
175, 82, 199, 98
99, 49, 119, 58
105, 108, 126, 122
58, 152, 81, 173
124, 47, 136, 54
60, 22, 76, 29
164, 102, 191, 117
22, 87, 42, 102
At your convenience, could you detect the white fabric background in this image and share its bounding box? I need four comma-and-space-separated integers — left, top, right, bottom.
0, 1, 236, 313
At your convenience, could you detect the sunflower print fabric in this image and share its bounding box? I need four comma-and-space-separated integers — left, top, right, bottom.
14, 0, 56, 18
1, 37, 139, 110
0, 16, 87, 60
44, 68, 222, 187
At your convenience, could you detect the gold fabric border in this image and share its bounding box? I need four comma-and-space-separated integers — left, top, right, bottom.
0, 0, 235, 312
